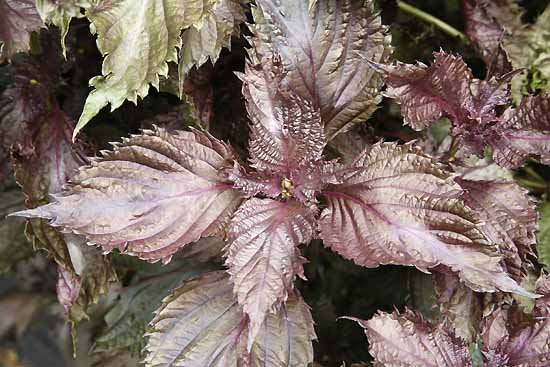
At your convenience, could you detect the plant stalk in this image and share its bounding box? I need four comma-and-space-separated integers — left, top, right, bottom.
397, 0, 468, 43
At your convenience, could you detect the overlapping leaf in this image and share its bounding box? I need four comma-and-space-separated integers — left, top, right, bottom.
0, 0, 43, 62
74, 0, 218, 137
376, 51, 550, 167
225, 198, 316, 343
345, 310, 472, 367
251, 0, 391, 139
178, 0, 247, 97
95, 261, 206, 354
490, 94, 550, 168
239, 54, 325, 174
349, 273, 550, 367
458, 179, 538, 280
13, 127, 243, 264
143, 271, 316, 367
36, 0, 91, 56
319, 142, 530, 296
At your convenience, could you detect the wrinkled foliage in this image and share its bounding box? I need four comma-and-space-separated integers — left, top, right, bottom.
1, 0, 550, 366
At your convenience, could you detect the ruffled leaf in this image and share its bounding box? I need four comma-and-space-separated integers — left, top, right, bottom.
490, 94, 550, 168
240, 54, 326, 174
457, 179, 538, 280
462, 0, 513, 75
319, 142, 530, 297
225, 198, 316, 343
35, 0, 91, 57
481, 303, 550, 366
345, 310, 472, 367
143, 271, 315, 367
251, 0, 391, 139
178, 0, 247, 97
373, 52, 474, 130
12, 127, 243, 264
0, 0, 43, 62
74, 0, 218, 138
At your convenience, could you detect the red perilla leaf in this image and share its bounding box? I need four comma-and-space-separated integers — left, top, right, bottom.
225, 198, 316, 344
251, 0, 392, 139
344, 310, 472, 367
319, 142, 532, 296
13, 127, 243, 264
375, 50, 550, 168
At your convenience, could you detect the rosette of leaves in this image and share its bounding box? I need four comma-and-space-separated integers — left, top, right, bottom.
345, 273, 550, 366
11, 0, 536, 364
373, 51, 550, 168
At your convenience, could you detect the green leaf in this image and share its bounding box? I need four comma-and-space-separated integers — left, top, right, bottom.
35, 0, 92, 58
178, 0, 246, 98
538, 201, 550, 269
74, 0, 218, 139
95, 263, 207, 354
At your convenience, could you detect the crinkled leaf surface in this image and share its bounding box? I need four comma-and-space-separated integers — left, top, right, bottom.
251, 0, 391, 139
239, 55, 325, 175
373, 52, 474, 130
143, 271, 316, 367
95, 262, 206, 354
376, 51, 550, 167
0, 0, 43, 62
538, 202, 550, 269
178, 0, 246, 97
225, 198, 316, 343
481, 304, 550, 366
491, 94, 550, 168
74, 0, 217, 137
345, 310, 472, 367
458, 179, 538, 280
13, 127, 243, 264
434, 272, 482, 343
319, 142, 529, 296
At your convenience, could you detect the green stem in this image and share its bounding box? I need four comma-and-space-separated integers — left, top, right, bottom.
523, 166, 545, 182
397, 0, 468, 43
516, 178, 548, 190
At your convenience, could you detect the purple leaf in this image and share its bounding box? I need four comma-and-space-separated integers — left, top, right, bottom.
481, 301, 550, 367
319, 142, 531, 297
0, 0, 43, 62
462, 0, 512, 75
490, 94, 550, 168
143, 271, 316, 367
12, 127, 243, 264
251, 0, 391, 139
458, 179, 538, 280
240, 54, 326, 175
374, 52, 474, 130
57, 264, 82, 314
225, 198, 316, 344
345, 310, 472, 367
